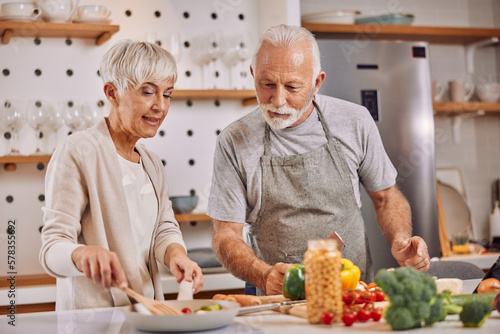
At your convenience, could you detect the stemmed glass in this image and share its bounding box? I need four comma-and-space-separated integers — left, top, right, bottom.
193, 32, 227, 89
82, 101, 103, 130
63, 101, 84, 135
225, 33, 252, 89
2, 100, 26, 155
28, 100, 49, 154
44, 101, 64, 152
163, 32, 183, 64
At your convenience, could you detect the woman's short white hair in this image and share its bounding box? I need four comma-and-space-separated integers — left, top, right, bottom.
251, 24, 321, 82
99, 40, 177, 96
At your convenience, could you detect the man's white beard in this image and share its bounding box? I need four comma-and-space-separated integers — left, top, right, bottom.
260, 89, 315, 129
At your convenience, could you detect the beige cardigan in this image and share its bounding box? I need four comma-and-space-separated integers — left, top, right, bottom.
40, 118, 186, 310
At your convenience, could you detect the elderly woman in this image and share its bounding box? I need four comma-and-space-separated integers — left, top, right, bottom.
40, 40, 203, 310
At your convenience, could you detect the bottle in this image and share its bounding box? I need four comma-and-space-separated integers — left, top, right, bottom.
490, 201, 500, 243
304, 239, 343, 324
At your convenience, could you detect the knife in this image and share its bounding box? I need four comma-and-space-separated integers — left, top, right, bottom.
237, 300, 306, 315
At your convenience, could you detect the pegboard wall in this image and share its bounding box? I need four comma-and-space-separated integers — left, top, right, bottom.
0, 0, 290, 275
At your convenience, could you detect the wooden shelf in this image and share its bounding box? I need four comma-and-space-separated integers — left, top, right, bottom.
302, 23, 500, 44
0, 21, 119, 45
174, 213, 211, 223
172, 89, 257, 106
433, 101, 500, 115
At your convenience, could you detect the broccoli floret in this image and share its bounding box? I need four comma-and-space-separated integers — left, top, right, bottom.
424, 297, 445, 326
437, 290, 462, 321
459, 300, 492, 328
375, 267, 440, 330
384, 305, 422, 331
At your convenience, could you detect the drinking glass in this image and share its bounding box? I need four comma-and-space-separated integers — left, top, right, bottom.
225, 33, 252, 89
44, 101, 64, 152
82, 101, 103, 129
163, 32, 182, 64
63, 100, 84, 135
192, 32, 227, 89
2, 100, 26, 155
28, 100, 49, 154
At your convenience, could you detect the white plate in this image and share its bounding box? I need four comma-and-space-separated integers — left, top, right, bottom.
301, 10, 360, 24
73, 18, 111, 24
0, 15, 38, 22
122, 299, 240, 332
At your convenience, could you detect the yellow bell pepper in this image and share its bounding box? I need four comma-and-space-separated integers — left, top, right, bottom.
341, 258, 361, 291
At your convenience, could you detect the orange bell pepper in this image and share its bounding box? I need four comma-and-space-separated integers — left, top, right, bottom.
341, 258, 361, 291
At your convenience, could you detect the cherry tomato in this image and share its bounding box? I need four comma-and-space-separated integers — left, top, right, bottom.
375, 290, 386, 302
342, 312, 357, 327
321, 312, 335, 325
357, 309, 372, 323
342, 291, 354, 305
371, 308, 382, 321
181, 307, 192, 314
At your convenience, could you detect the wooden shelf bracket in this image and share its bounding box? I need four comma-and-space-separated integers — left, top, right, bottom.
1, 29, 13, 44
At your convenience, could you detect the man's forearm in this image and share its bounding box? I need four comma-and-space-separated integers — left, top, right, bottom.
212, 220, 272, 291
370, 186, 412, 245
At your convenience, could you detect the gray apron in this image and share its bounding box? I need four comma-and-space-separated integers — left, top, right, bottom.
249, 101, 373, 295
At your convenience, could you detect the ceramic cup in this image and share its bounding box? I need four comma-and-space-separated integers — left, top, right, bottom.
76, 5, 110, 20
431, 80, 447, 102
1, 2, 41, 18
448, 80, 474, 102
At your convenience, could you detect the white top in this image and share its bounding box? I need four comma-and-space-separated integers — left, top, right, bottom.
118, 154, 158, 299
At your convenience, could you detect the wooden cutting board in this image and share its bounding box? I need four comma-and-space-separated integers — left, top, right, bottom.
257, 294, 291, 304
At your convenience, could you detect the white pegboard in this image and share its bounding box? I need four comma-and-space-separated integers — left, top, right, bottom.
0, 0, 276, 275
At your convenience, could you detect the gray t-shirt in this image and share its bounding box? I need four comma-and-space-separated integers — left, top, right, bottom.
207, 94, 397, 226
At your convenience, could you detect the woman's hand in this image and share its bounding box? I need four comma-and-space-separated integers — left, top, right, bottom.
165, 244, 204, 293
71, 245, 128, 290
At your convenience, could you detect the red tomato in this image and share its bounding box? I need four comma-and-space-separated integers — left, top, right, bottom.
375, 290, 386, 302
321, 312, 335, 325
371, 308, 382, 321
342, 312, 357, 327
342, 291, 354, 305
357, 309, 372, 323
181, 307, 192, 314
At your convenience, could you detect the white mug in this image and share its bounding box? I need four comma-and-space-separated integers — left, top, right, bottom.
448, 80, 474, 102
1, 2, 41, 18
431, 80, 447, 102
76, 5, 110, 20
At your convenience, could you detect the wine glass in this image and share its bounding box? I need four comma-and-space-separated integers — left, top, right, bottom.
28, 100, 49, 154
163, 32, 183, 64
2, 100, 26, 155
82, 101, 103, 129
44, 101, 64, 152
63, 100, 84, 135
193, 32, 227, 89
225, 33, 252, 89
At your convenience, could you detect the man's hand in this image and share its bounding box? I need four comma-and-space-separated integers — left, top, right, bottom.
391, 236, 430, 271
264, 262, 294, 295
71, 245, 128, 290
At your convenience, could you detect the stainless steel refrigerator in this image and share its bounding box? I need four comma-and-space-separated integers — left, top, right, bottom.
316, 39, 439, 272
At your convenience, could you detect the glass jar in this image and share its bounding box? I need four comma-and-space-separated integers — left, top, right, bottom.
304, 239, 342, 324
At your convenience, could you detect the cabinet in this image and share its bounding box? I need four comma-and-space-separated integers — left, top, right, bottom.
302, 22, 500, 114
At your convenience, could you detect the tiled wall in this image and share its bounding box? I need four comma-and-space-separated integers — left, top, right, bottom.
301, 0, 500, 241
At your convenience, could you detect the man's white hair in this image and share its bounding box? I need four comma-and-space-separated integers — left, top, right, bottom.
250, 24, 321, 81
99, 40, 177, 96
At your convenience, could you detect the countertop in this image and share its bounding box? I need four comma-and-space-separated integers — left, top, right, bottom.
2, 279, 499, 334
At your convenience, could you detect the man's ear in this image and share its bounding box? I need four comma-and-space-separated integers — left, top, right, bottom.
103, 83, 120, 107
313, 71, 326, 96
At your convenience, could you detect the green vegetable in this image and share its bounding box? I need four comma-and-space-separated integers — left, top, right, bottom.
450, 292, 498, 308
282, 263, 305, 300
437, 290, 463, 321
459, 300, 492, 327
200, 303, 221, 311
375, 267, 441, 330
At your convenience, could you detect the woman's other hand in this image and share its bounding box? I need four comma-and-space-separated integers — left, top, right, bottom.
71, 245, 128, 290
165, 244, 204, 293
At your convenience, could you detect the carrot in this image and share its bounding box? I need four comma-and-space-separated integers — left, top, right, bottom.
359, 281, 368, 290
228, 294, 262, 306
367, 283, 377, 289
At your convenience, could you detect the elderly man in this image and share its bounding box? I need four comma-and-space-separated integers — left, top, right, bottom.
208, 24, 430, 296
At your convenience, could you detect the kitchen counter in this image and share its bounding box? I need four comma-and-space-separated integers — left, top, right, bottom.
2, 279, 498, 334
441, 252, 500, 270
1, 302, 499, 333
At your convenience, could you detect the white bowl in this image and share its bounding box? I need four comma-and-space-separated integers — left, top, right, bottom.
301, 10, 360, 24
476, 83, 500, 102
